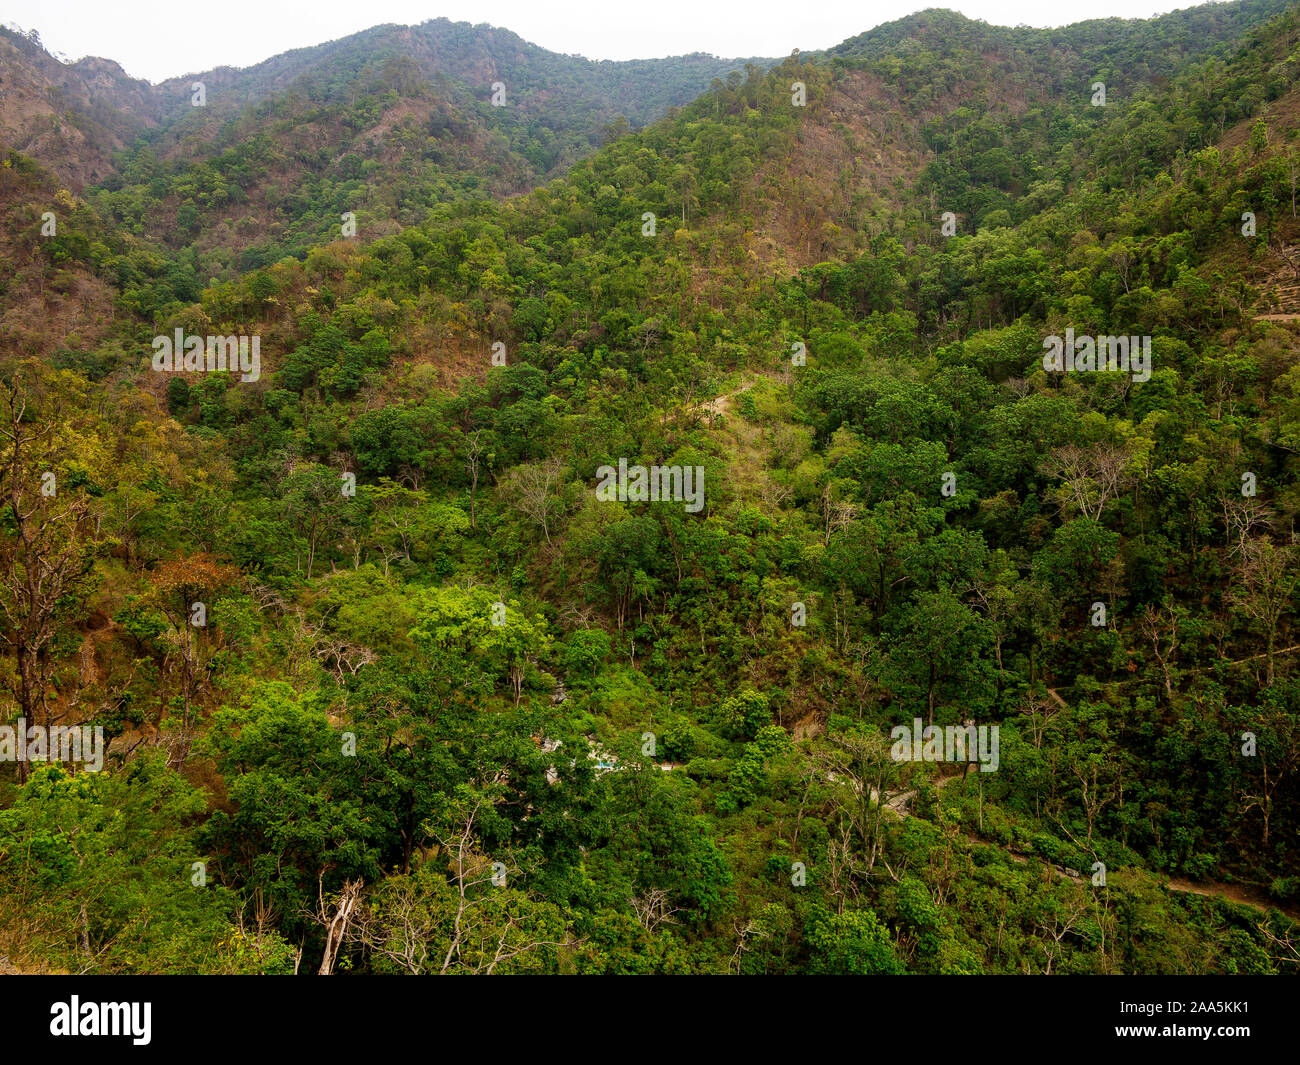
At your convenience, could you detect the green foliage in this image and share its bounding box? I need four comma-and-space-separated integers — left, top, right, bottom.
4, 1, 1300, 977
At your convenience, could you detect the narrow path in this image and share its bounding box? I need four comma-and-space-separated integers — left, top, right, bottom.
1220, 643, 1300, 666
699, 376, 758, 418
875, 767, 1298, 920
1166, 878, 1300, 921
1034, 687, 1294, 915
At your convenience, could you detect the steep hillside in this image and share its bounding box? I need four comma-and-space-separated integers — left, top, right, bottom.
2, 2, 1300, 978
0, 147, 181, 357
75, 20, 766, 275
0, 26, 162, 186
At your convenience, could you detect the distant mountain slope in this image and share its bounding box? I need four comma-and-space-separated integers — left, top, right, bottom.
0, 26, 161, 187
0, 19, 768, 277
812, 0, 1299, 236
825, 1, 1293, 68
148, 19, 764, 136
0, 146, 182, 358
0, 150, 117, 356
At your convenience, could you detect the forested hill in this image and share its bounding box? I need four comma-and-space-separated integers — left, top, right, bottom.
827, 2, 1293, 67
1, 20, 768, 277
1, 1, 1300, 976
0, 27, 162, 187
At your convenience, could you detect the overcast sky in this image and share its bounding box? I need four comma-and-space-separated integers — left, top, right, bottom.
4, 0, 1207, 82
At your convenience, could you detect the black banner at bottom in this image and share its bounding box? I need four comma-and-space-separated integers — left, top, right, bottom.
3, 974, 1290, 1055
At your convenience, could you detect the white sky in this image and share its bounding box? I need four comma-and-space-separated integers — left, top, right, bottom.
4, 0, 1208, 82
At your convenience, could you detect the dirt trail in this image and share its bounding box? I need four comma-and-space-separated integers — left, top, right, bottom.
699, 377, 757, 418
876, 768, 1298, 920
698, 371, 792, 419
878, 770, 966, 816
1166, 878, 1300, 921
1034, 688, 1295, 917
